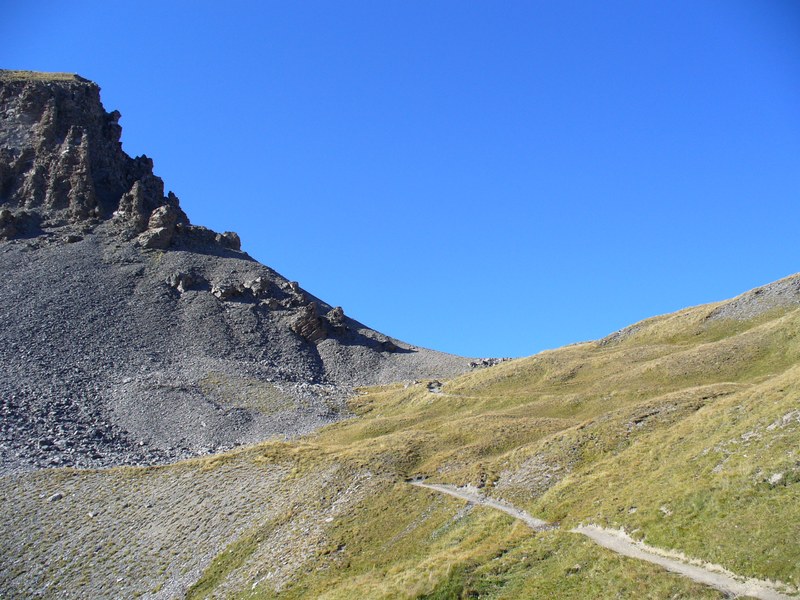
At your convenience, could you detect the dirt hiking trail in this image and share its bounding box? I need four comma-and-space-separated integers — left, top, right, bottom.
410, 481, 796, 600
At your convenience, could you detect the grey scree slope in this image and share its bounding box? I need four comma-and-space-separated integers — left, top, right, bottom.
0, 70, 472, 474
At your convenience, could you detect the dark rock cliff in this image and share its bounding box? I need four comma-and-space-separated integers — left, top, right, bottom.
0, 72, 176, 229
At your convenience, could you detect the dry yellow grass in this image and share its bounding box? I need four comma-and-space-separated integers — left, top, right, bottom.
0, 69, 86, 82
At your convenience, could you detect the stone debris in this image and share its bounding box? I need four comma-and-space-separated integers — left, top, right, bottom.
0, 70, 473, 473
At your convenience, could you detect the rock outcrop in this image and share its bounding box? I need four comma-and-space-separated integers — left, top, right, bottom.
0, 72, 177, 231
0, 70, 245, 254
291, 302, 331, 343
0, 70, 472, 473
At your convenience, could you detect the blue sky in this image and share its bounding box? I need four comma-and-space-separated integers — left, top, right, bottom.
4, 1, 800, 357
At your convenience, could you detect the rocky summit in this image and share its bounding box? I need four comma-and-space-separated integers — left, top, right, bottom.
0, 70, 471, 474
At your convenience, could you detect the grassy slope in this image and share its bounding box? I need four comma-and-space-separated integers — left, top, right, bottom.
2, 280, 799, 598
0, 69, 84, 81
262, 293, 799, 597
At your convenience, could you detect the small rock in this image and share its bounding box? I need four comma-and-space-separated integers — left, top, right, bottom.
427, 381, 443, 394
166, 271, 195, 293
48, 492, 63, 502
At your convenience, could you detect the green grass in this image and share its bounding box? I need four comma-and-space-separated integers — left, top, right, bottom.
532, 364, 800, 584
184, 301, 800, 597
276, 303, 800, 593
241, 486, 723, 600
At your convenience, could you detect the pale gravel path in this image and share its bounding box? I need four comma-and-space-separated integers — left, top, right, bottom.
410, 481, 796, 600
411, 481, 551, 531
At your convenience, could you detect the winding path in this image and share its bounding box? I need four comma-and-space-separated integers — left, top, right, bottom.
410, 481, 795, 600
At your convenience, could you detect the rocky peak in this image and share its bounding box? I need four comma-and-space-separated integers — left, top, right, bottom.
0, 71, 472, 475
0, 70, 190, 242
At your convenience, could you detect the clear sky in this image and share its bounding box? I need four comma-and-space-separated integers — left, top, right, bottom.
4, 1, 800, 358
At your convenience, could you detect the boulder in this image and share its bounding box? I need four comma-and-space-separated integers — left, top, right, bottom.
115, 175, 165, 232
147, 205, 180, 230
216, 231, 241, 251
290, 302, 329, 343
426, 380, 443, 394
137, 227, 172, 249
183, 225, 217, 246
325, 306, 347, 334
244, 276, 270, 296
211, 282, 245, 301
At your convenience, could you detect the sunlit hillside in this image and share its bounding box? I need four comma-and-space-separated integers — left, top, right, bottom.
2, 276, 799, 599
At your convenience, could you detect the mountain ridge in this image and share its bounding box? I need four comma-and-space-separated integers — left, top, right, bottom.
1, 70, 798, 599
0, 70, 471, 473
